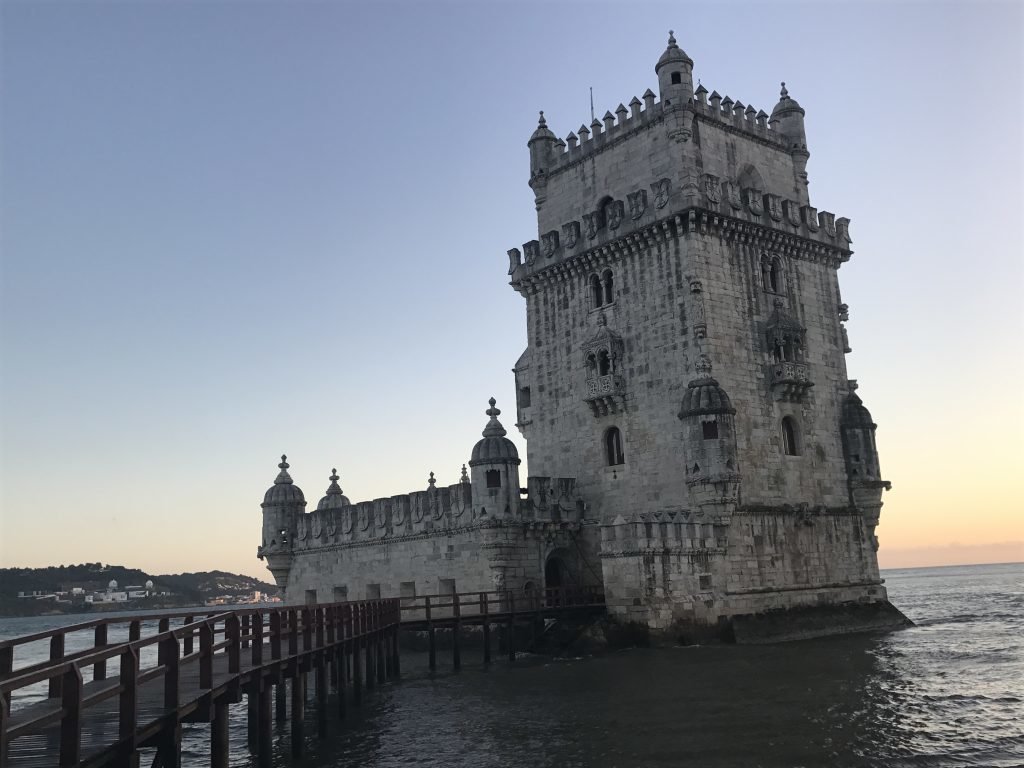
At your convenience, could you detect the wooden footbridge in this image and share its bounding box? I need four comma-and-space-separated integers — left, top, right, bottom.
0, 587, 605, 767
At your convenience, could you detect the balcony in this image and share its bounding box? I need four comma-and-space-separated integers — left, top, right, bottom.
769, 361, 813, 402
584, 374, 625, 415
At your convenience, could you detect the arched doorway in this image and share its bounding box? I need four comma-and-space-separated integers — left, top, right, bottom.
545, 556, 565, 589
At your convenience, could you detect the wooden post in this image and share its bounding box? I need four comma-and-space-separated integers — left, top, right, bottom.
363, 605, 374, 692
426, 596, 436, 671
290, 672, 305, 758
183, 616, 194, 656
199, 623, 213, 690
376, 604, 386, 685
316, 660, 328, 738
48, 633, 64, 698
251, 612, 263, 666
508, 593, 516, 663
247, 684, 259, 746
452, 594, 462, 671
119, 647, 139, 767
211, 698, 229, 768
336, 640, 347, 719
160, 637, 180, 711
93, 623, 108, 680
270, 611, 282, 661
58, 664, 83, 767
391, 623, 401, 680
241, 614, 250, 650
227, 615, 241, 675
158, 617, 170, 633
275, 680, 287, 723
351, 606, 362, 706
288, 609, 298, 660
129, 620, 141, 642
482, 593, 491, 665
258, 683, 273, 768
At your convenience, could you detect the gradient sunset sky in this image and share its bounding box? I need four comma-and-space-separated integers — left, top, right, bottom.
1, 1, 1021, 579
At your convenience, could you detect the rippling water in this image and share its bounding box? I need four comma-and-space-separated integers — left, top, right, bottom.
3, 562, 1021, 767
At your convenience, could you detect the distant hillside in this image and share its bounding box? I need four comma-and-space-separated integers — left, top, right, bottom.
0, 563, 277, 603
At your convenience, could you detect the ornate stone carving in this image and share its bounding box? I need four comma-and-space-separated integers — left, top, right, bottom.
507, 248, 522, 275
628, 190, 648, 220
523, 239, 540, 265
703, 174, 721, 205
606, 200, 625, 230
583, 212, 599, 239
723, 181, 742, 210
562, 220, 580, 249
820, 211, 836, 237
801, 205, 819, 231
783, 199, 801, 227
689, 278, 707, 340
765, 193, 783, 222
541, 230, 560, 258
836, 217, 851, 243
744, 188, 763, 216
651, 178, 671, 209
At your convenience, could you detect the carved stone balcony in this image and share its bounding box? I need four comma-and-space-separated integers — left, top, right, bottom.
584, 374, 625, 416
769, 361, 813, 402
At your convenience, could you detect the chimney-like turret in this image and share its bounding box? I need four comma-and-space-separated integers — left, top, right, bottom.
770, 82, 810, 191
655, 30, 694, 107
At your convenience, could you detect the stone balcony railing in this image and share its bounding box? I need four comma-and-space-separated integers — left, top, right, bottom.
768, 361, 813, 402
584, 374, 625, 415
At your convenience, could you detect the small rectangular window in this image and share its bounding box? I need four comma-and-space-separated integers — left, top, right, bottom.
400, 581, 416, 606
365, 583, 381, 600
699, 575, 711, 591
304, 589, 318, 606
486, 469, 501, 488
702, 421, 719, 440
439, 578, 455, 597
519, 386, 532, 408
332, 586, 348, 603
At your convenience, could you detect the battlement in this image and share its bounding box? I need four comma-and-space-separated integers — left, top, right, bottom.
540, 85, 788, 176
283, 476, 582, 552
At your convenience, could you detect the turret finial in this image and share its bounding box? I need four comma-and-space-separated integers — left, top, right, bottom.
274, 455, 293, 485
668, 30, 676, 46
780, 81, 789, 99
330, 468, 338, 483
482, 397, 508, 438
428, 471, 436, 488
279, 454, 288, 470
460, 464, 470, 484
538, 110, 546, 125
325, 468, 343, 495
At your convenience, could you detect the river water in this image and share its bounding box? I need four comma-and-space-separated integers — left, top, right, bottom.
2, 562, 1021, 767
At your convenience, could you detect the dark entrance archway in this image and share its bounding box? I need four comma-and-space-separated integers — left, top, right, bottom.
545, 556, 565, 589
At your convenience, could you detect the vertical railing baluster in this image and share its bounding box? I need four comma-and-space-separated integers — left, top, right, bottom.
183, 616, 194, 656
93, 624, 108, 681
270, 611, 282, 660
226, 615, 241, 674
58, 664, 83, 767
200, 623, 213, 689
159, 636, 180, 711
252, 612, 263, 666
48, 634, 65, 698
119, 647, 139, 756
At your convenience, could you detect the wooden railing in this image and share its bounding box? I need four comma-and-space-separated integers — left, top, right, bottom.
0, 600, 400, 768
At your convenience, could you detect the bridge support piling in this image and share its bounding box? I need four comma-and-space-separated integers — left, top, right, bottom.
426, 597, 436, 671
246, 684, 259, 746
364, 635, 374, 692
391, 626, 401, 679
275, 681, 287, 723
452, 596, 462, 671
211, 699, 229, 768
336, 645, 347, 719
257, 684, 273, 768
316, 662, 328, 738
352, 641, 362, 705
290, 672, 305, 758
481, 593, 491, 665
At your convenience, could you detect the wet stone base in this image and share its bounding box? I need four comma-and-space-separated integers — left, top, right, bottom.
728, 600, 914, 644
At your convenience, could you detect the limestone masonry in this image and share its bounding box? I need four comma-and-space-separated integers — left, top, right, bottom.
258, 33, 904, 639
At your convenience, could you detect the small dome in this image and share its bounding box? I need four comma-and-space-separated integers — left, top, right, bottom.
655, 30, 693, 73
145, 580, 154, 590
679, 356, 736, 417
841, 389, 876, 430
469, 398, 520, 466
317, 468, 351, 510
771, 82, 804, 118
263, 455, 306, 506
108, 579, 118, 590
528, 111, 557, 144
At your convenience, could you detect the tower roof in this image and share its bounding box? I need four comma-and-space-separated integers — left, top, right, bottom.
316, 468, 350, 510
655, 30, 693, 73
771, 82, 805, 118
678, 356, 736, 417
528, 111, 557, 144
263, 455, 306, 506
470, 398, 520, 466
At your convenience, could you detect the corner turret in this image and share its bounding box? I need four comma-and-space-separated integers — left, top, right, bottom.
468, 398, 522, 518
528, 111, 558, 211
655, 30, 694, 106
316, 468, 350, 510
257, 455, 305, 588
770, 82, 810, 187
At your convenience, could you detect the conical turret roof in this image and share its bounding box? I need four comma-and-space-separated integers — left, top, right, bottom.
470, 398, 520, 466
656, 30, 693, 72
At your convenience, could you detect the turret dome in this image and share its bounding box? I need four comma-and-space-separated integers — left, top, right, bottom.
771, 82, 804, 118
263, 455, 306, 505
528, 111, 556, 144
655, 30, 693, 72
469, 398, 520, 466
678, 356, 736, 417
317, 468, 350, 510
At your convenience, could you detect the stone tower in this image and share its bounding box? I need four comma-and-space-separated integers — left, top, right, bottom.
508, 33, 903, 637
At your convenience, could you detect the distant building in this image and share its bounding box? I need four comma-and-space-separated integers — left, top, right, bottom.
258, 34, 905, 640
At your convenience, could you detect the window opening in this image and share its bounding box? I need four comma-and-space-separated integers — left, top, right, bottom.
671, 72, 682, 85
598, 350, 611, 376
602, 269, 614, 305
605, 427, 625, 466
519, 386, 531, 408
702, 421, 719, 440
782, 417, 800, 456
485, 469, 501, 488
591, 274, 604, 308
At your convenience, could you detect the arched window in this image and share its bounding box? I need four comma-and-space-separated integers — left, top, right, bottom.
605, 427, 625, 466
598, 349, 611, 376
781, 417, 800, 456
485, 469, 502, 488
602, 269, 614, 305
768, 257, 783, 293
586, 352, 597, 372
590, 274, 604, 308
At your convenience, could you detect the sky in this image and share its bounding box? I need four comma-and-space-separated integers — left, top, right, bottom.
1, 0, 1021, 580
